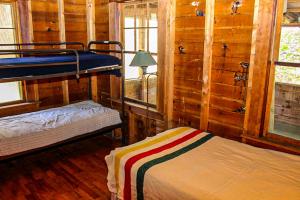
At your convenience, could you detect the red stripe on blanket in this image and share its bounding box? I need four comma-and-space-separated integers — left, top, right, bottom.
123, 130, 203, 200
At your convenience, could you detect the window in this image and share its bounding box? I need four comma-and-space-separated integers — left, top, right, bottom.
268, 1, 300, 140
122, 1, 158, 106
0, 2, 23, 104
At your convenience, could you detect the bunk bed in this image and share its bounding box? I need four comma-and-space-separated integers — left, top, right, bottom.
106, 127, 300, 200
0, 41, 126, 161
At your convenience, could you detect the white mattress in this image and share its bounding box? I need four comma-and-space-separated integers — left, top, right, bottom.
0, 100, 122, 157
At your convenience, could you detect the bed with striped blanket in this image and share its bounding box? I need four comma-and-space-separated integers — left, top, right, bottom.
105, 127, 300, 200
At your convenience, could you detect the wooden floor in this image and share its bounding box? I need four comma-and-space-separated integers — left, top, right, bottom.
0, 135, 116, 200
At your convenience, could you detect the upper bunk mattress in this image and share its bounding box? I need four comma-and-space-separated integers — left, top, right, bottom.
0, 101, 122, 157
106, 127, 300, 200
0, 52, 121, 79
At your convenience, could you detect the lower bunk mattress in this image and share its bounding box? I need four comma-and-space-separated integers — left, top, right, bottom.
106, 127, 300, 200
0, 100, 121, 157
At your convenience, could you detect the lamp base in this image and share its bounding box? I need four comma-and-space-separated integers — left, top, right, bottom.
141, 66, 148, 75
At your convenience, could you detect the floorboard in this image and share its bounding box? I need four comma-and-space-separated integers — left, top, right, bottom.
0, 135, 116, 200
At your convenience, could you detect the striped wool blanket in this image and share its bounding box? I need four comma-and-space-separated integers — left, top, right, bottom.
105, 127, 300, 200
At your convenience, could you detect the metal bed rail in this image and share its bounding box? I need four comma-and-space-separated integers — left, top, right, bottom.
88, 40, 126, 145
0, 48, 81, 79
0, 42, 85, 51
0, 42, 86, 80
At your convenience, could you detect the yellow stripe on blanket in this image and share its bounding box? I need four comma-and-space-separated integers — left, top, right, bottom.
114, 127, 192, 191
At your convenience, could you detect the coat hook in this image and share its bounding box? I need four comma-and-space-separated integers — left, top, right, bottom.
233, 106, 246, 114
231, 0, 242, 15
192, 1, 204, 16
240, 62, 249, 69
234, 72, 247, 81
178, 46, 186, 54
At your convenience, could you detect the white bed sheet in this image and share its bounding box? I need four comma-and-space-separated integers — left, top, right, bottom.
0, 100, 121, 157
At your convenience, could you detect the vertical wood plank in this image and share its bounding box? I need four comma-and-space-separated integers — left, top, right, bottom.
200, 0, 215, 131
158, 0, 176, 128
58, 0, 66, 45
109, 2, 121, 100
243, 0, 277, 137
33, 80, 39, 109
86, 0, 96, 43
29, 0, 38, 108
62, 79, 69, 104
27, 0, 34, 44
58, 0, 69, 104
91, 75, 99, 102
86, 0, 98, 102
17, 0, 29, 43
262, 0, 284, 136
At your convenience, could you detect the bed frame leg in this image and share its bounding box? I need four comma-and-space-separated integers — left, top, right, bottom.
121, 121, 128, 146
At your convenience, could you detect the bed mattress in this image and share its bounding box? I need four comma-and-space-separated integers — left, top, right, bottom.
106, 127, 300, 200
0, 52, 121, 79
0, 101, 122, 157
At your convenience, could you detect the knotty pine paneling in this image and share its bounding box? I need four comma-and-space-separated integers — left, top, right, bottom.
38, 78, 64, 108
97, 74, 111, 106
64, 0, 87, 45
95, 0, 111, 107
31, 0, 60, 43
173, 0, 255, 139
173, 0, 205, 128
95, 0, 109, 41
207, 0, 255, 139
68, 76, 90, 103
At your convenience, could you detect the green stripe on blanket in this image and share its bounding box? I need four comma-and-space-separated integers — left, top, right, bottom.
136, 133, 214, 200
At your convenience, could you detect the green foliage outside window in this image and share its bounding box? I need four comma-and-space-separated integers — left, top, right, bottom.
276, 27, 300, 84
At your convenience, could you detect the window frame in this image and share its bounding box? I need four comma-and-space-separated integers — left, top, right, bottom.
0, 1, 25, 106
109, 0, 175, 125
120, 0, 158, 108
262, 0, 300, 147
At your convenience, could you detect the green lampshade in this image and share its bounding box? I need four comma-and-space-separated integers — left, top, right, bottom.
129, 50, 157, 67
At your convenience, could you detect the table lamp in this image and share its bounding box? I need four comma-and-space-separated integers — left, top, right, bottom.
129, 50, 157, 137
129, 50, 157, 75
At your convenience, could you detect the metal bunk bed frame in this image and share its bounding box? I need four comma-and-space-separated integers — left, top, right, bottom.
0, 41, 126, 162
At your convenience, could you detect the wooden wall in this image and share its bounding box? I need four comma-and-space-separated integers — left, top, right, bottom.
31, 0, 60, 43
172, 0, 299, 154
173, 0, 205, 128
64, 0, 87, 44
173, 0, 256, 140
207, 0, 255, 140
274, 83, 300, 127
95, 0, 109, 41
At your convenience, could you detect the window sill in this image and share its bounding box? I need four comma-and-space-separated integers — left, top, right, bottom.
242, 134, 300, 155
111, 99, 164, 121
124, 97, 156, 109
0, 100, 25, 107
0, 102, 39, 118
